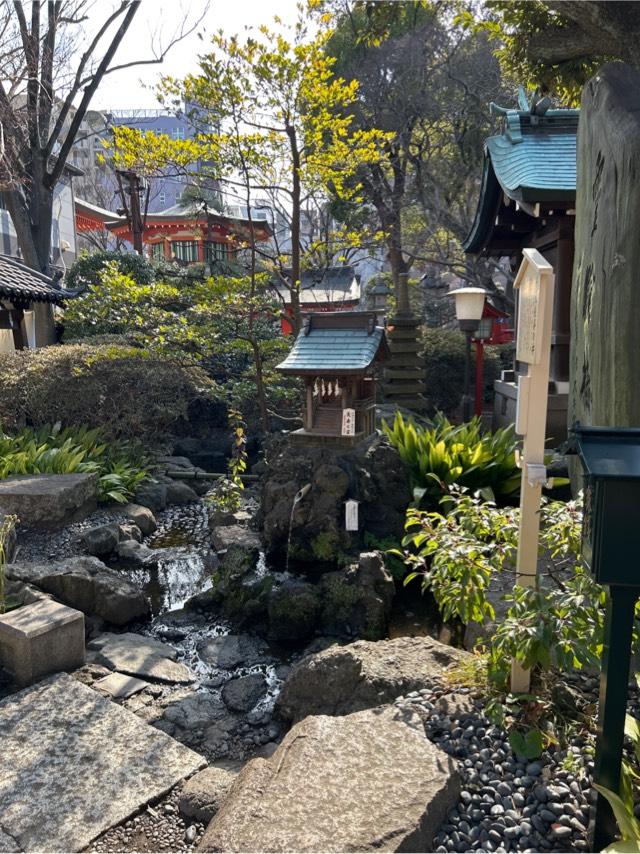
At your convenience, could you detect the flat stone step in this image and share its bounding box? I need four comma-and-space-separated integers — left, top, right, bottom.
0, 673, 205, 852
0, 473, 97, 529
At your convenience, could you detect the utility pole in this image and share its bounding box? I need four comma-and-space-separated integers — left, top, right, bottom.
115, 169, 149, 254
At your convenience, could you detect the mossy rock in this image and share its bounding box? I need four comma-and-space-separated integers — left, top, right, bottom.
268, 581, 322, 642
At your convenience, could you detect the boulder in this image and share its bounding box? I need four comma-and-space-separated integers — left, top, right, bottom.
118, 522, 143, 543
197, 635, 271, 670
173, 435, 230, 472
221, 674, 267, 713
179, 767, 237, 824
277, 635, 469, 722
198, 705, 460, 852
212, 526, 261, 578
116, 539, 158, 566
267, 581, 321, 642
133, 480, 168, 513
0, 473, 98, 530
260, 434, 410, 564
89, 632, 194, 684
318, 551, 395, 640
165, 480, 199, 505
80, 523, 120, 558
123, 503, 158, 536
6, 556, 150, 626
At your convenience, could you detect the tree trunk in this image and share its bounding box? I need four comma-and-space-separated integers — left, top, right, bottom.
569, 62, 640, 433
288, 125, 302, 335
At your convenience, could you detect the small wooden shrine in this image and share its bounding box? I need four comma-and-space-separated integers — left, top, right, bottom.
276, 311, 388, 441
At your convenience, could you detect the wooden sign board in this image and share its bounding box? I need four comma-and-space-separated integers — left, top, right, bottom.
341, 408, 356, 436
515, 249, 553, 365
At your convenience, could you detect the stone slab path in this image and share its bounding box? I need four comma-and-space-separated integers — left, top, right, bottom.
0, 673, 206, 852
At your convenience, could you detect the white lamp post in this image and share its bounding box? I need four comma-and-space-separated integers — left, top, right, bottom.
449, 287, 487, 421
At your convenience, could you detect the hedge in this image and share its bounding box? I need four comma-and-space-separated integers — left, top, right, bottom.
0, 343, 224, 444
422, 328, 513, 417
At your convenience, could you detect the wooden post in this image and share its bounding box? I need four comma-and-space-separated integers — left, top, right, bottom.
511, 248, 555, 694
305, 380, 313, 431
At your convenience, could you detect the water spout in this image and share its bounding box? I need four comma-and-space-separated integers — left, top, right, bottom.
286, 484, 311, 572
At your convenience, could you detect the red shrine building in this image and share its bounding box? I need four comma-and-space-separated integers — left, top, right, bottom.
74, 199, 272, 263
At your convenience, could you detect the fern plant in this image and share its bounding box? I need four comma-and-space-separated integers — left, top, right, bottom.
0, 424, 148, 504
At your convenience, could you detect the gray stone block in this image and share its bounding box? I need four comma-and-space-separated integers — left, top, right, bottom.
0, 473, 97, 529
0, 598, 85, 686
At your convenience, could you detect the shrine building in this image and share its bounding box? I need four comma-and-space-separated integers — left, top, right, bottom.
276, 311, 388, 442
463, 95, 578, 443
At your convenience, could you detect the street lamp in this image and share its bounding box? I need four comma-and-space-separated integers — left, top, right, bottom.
449, 287, 487, 421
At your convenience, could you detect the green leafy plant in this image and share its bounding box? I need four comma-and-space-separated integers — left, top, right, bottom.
0, 513, 18, 614
0, 424, 148, 504
594, 714, 640, 852
398, 492, 604, 687
383, 412, 522, 505
208, 409, 247, 514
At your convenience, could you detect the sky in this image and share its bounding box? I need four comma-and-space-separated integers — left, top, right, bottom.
92, 0, 298, 111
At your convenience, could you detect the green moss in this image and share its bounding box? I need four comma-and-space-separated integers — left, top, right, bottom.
310, 531, 342, 561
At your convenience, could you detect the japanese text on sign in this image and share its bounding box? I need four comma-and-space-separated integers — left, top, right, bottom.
341, 408, 356, 436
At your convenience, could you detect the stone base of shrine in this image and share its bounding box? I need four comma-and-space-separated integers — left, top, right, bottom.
287, 428, 369, 447
493, 378, 568, 446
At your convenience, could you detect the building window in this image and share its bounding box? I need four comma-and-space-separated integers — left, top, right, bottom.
158, 191, 166, 206
206, 242, 228, 263
171, 240, 198, 262
150, 242, 165, 260
172, 127, 185, 141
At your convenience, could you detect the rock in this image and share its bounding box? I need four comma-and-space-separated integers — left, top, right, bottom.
133, 480, 168, 513
277, 635, 470, 722
179, 767, 237, 823
222, 674, 268, 713
0, 473, 98, 530
123, 503, 158, 536
199, 705, 460, 852
434, 693, 477, 719
116, 538, 158, 566
80, 523, 120, 557
166, 479, 199, 505
197, 635, 271, 670
267, 581, 321, 642
94, 672, 150, 699
173, 435, 230, 473
6, 556, 150, 626
89, 632, 194, 684
318, 551, 395, 640
163, 692, 235, 731
212, 525, 261, 553
0, 673, 205, 852
118, 522, 143, 543
260, 433, 410, 564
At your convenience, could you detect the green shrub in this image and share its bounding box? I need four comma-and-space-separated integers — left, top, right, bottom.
0, 424, 148, 503
66, 250, 155, 291
421, 328, 508, 416
383, 411, 520, 504
398, 493, 604, 688
0, 343, 220, 443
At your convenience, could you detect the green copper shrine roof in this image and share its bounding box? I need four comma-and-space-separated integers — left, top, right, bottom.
463, 107, 579, 254
276, 312, 387, 376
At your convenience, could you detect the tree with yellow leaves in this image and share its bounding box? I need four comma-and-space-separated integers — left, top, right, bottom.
112, 7, 389, 334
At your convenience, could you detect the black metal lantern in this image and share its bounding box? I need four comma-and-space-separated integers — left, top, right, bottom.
572, 424, 640, 585
571, 422, 640, 849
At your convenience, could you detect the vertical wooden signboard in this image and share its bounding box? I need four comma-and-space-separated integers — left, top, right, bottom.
511, 249, 555, 693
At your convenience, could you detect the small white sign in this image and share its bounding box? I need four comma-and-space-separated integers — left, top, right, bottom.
345, 500, 359, 531
341, 408, 356, 436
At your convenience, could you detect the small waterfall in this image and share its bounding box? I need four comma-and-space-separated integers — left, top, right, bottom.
286, 484, 311, 572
